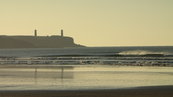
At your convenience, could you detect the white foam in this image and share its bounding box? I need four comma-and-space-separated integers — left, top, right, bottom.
118, 50, 171, 55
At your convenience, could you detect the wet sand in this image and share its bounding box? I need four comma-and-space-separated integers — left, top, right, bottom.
0, 86, 173, 97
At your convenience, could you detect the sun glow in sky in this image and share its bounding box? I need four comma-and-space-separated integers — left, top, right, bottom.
0, 0, 173, 46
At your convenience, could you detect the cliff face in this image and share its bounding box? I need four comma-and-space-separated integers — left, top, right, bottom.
0, 35, 83, 48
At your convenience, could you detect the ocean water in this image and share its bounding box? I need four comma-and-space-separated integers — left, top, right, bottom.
0, 46, 173, 90
0, 46, 173, 57
0, 46, 173, 66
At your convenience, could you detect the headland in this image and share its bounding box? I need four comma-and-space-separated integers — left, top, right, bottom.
0, 29, 84, 48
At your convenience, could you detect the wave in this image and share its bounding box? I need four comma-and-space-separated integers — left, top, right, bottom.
118, 50, 172, 56
0, 47, 173, 57
44, 50, 172, 57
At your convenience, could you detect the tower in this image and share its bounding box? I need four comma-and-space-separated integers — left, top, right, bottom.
61, 29, 63, 37
34, 29, 37, 37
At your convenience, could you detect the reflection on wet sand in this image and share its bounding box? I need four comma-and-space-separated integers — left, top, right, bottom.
0, 65, 74, 87
33, 66, 73, 84
0, 65, 173, 90
33, 66, 74, 78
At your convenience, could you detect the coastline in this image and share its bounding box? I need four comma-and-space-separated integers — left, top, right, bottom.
0, 85, 173, 97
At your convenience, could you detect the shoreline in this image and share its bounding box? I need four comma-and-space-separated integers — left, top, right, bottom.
0, 85, 173, 97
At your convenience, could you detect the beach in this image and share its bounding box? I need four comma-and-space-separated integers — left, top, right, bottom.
0, 65, 173, 97
0, 47, 173, 96
0, 86, 173, 97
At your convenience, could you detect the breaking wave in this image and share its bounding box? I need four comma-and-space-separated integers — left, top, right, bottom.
118, 50, 171, 56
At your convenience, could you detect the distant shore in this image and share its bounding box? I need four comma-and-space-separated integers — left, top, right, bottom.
0, 35, 84, 48
0, 85, 173, 97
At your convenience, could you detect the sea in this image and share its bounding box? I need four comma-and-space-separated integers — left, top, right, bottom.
0, 46, 173, 66
0, 46, 173, 90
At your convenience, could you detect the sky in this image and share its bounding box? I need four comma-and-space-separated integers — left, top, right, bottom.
0, 0, 173, 46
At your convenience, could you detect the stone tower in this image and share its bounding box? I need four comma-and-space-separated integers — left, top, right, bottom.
61, 29, 63, 37
34, 29, 37, 37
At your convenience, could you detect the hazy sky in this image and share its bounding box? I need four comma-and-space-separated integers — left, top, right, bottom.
0, 0, 173, 46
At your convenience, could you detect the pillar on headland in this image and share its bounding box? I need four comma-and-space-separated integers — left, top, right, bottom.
61, 29, 63, 37
34, 29, 37, 37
